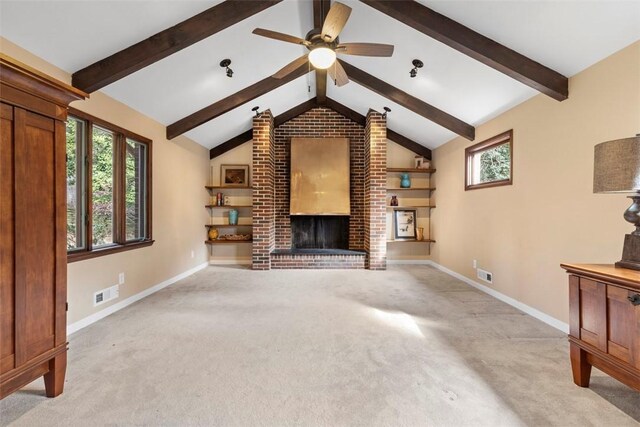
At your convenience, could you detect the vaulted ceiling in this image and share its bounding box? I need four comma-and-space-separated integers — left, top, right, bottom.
1, 0, 639, 153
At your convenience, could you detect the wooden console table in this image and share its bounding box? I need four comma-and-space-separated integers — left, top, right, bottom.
561, 264, 640, 391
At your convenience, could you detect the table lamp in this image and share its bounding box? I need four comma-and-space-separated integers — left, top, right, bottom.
593, 135, 640, 270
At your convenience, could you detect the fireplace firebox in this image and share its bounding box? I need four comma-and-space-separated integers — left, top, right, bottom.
290, 216, 349, 249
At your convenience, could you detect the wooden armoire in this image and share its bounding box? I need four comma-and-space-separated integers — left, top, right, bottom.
0, 54, 87, 398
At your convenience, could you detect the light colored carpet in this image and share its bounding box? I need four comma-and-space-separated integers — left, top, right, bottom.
1, 265, 638, 426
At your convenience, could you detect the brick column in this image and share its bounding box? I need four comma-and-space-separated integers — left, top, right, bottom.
364, 110, 387, 270
252, 110, 275, 270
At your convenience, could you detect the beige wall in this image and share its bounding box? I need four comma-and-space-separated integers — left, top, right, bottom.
432, 41, 640, 323
209, 142, 253, 263
387, 141, 433, 260
1, 37, 210, 325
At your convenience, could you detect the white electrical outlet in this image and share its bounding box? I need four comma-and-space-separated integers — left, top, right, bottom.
94, 284, 120, 306
473, 259, 477, 269
118, 273, 125, 285
191, 250, 195, 259
477, 268, 493, 284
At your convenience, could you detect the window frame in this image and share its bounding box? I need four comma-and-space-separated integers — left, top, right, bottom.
67, 107, 153, 262
465, 130, 513, 191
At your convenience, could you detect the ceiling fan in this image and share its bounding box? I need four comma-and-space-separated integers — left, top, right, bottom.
252, 2, 394, 87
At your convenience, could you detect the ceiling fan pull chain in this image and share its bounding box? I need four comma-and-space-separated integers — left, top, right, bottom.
307, 61, 311, 92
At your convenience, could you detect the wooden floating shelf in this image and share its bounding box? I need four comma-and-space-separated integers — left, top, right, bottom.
205, 239, 253, 244
386, 187, 435, 191
386, 168, 436, 173
205, 224, 252, 228
205, 205, 253, 209
205, 186, 253, 190
387, 239, 436, 243
387, 206, 435, 209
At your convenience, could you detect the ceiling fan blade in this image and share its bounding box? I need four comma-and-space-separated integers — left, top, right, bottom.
327, 60, 349, 87
273, 55, 309, 79
321, 2, 352, 42
252, 28, 309, 46
337, 43, 394, 57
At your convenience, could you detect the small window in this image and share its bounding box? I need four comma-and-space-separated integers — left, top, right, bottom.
66, 108, 153, 262
125, 138, 148, 241
66, 116, 87, 251
92, 125, 115, 247
465, 130, 513, 190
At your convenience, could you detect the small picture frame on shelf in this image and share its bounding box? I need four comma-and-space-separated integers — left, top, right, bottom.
414, 156, 430, 169
394, 209, 417, 240
220, 164, 250, 188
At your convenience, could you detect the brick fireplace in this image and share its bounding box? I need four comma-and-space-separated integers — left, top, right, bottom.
252, 106, 387, 270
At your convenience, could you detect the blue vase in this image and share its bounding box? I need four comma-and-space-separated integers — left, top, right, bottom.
400, 173, 411, 188
228, 209, 238, 225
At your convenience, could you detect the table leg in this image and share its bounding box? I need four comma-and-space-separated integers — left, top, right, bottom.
44, 352, 66, 397
570, 343, 592, 387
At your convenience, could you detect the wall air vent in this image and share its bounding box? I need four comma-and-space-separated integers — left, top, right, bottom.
477, 268, 493, 284
93, 284, 119, 307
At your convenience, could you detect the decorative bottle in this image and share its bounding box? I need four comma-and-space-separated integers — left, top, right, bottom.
390, 195, 398, 206
400, 173, 411, 188
228, 209, 239, 225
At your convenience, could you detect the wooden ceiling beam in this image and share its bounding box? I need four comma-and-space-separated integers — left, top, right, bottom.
386, 129, 432, 160
313, 0, 331, 29
209, 129, 253, 159
168, 61, 310, 140
360, 0, 568, 101
72, 0, 283, 93
325, 98, 433, 159
210, 98, 434, 160
210, 97, 319, 159
274, 97, 319, 126
316, 69, 327, 105
339, 60, 475, 140
313, 0, 331, 104
325, 97, 365, 126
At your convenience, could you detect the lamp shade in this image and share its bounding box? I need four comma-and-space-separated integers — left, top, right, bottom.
593, 136, 640, 193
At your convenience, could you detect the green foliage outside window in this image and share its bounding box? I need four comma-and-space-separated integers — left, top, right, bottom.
66, 119, 79, 249
92, 127, 114, 246
479, 143, 510, 183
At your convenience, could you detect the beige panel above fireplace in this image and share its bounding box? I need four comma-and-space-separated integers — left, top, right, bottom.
290, 138, 350, 215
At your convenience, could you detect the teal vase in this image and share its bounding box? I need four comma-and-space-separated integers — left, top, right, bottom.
400, 173, 411, 188
228, 209, 238, 225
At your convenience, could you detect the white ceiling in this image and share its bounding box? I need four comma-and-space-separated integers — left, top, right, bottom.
1, 0, 639, 150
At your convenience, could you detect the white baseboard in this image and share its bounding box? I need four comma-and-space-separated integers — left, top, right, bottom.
209, 259, 252, 265
387, 259, 432, 265
395, 260, 569, 333
67, 262, 209, 336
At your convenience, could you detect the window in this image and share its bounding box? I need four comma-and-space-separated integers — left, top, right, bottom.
66, 108, 152, 261
66, 116, 86, 250
465, 130, 513, 190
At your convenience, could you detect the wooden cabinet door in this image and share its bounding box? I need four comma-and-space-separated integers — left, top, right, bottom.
13, 107, 66, 365
607, 285, 640, 368
578, 278, 608, 352
0, 103, 15, 374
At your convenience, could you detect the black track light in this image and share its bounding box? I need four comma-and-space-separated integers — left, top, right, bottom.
410, 59, 423, 78
220, 59, 233, 78
251, 106, 261, 117
383, 107, 391, 118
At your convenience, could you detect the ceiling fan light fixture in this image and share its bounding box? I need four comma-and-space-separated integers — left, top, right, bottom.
309, 47, 336, 69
